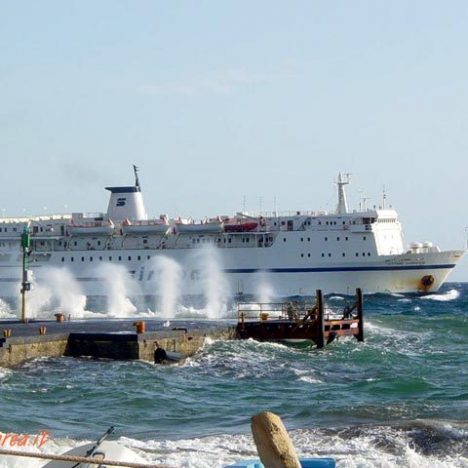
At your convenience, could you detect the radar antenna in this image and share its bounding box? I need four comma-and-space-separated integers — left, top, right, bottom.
133, 164, 141, 190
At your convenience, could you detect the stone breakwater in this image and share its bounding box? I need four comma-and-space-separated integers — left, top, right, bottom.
0, 319, 236, 368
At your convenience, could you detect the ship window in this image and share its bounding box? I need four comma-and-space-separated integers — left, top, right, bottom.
109, 256, 112, 261
137, 256, 141, 261
318, 221, 321, 225
283, 238, 286, 242
128, 256, 131, 261
324, 237, 328, 241
61, 257, 65, 262
342, 253, 345, 257
281, 221, 285, 226
74, 241, 77, 246
301, 238, 303, 242
362, 253, 365, 256
363, 236, 367, 240
326, 221, 328, 225
147, 256, 151, 260
71, 257, 74, 262
13, 227, 17, 232
89, 257, 93, 261
308, 253, 311, 258
99, 256, 102, 261
321, 253, 325, 257
246, 238, 250, 243
355, 253, 359, 257
328, 253, 331, 257
143, 239, 148, 244
228, 238, 232, 243
301, 253, 304, 258
118, 256, 122, 261
336, 237, 340, 241
342, 221, 345, 225
345, 237, 349, 241
307, 237, 310, 241
97, 241, 101, 246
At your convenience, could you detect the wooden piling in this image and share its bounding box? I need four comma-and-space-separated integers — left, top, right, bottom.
316, 289, 324, 349
356, 287, 364, 342
251, 411, 301, 468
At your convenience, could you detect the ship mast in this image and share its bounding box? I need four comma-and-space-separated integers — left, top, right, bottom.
133, 164, 141, 191
336, 173, 350, 214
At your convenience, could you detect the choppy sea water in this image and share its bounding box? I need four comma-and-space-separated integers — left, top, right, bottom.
0, 283, 467, 467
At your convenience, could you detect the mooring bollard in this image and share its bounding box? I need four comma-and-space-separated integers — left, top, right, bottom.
134, 321, 146, 334
251, 411, 301, 468
54, 313, 65, 323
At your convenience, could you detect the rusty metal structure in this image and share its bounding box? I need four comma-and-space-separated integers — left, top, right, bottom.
236, 289, 364, 348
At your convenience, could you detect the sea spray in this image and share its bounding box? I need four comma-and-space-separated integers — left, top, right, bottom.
195, 245, 230, 318
95, 263, 139, 317
147, 256, 182, 317
255, 274, 276, 303
26, 267, 87, 318
0, 298, 15, 319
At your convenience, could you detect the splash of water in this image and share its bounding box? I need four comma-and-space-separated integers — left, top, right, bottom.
0, 298, 15, 319
193, 245, 230, 319
421, 289, 460, 302
147, 256, 183, 317
95, 263, 139, 317
27, 267, 87, 319
256, 276, 275, 303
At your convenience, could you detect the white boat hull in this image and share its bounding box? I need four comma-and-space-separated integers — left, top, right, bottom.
0, 247, 463, 300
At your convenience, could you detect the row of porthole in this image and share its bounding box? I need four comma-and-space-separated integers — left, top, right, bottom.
324, 236, 366, 241
300, 252, 373, 258
61, 255, 152, 263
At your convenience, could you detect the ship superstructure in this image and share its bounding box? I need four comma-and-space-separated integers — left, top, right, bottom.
0, 168, 465, 300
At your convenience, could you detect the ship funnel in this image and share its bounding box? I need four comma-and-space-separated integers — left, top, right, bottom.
336, 173, 350, 214
105, 166, 148, 222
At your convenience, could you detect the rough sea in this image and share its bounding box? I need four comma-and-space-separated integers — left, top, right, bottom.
0, 283, 467, 467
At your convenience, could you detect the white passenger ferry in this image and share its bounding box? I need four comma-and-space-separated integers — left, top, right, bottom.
0, 168, 464, 300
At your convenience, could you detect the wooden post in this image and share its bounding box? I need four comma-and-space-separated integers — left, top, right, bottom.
316, 289, 324, 349
356, 288, 364, 342
251, 411, 301, 468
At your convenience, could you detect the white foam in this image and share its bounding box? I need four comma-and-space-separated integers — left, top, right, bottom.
292, 368, 323, 384
421, 289, 460, 302
0, 425, 465, 468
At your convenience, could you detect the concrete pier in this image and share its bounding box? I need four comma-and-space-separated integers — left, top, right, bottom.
0, 319, 235, 368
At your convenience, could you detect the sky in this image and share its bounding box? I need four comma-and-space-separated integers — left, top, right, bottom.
0, 1, 467, 280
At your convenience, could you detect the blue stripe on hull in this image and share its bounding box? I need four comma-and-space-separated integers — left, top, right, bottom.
223, 264, 455, 274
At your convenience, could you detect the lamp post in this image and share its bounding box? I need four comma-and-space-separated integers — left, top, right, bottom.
20, 227, 31, 323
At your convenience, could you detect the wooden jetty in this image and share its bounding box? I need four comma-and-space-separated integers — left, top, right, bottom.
236, 289, 364, 348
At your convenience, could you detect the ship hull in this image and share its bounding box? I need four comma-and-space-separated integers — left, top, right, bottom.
0, 247, 464, 300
